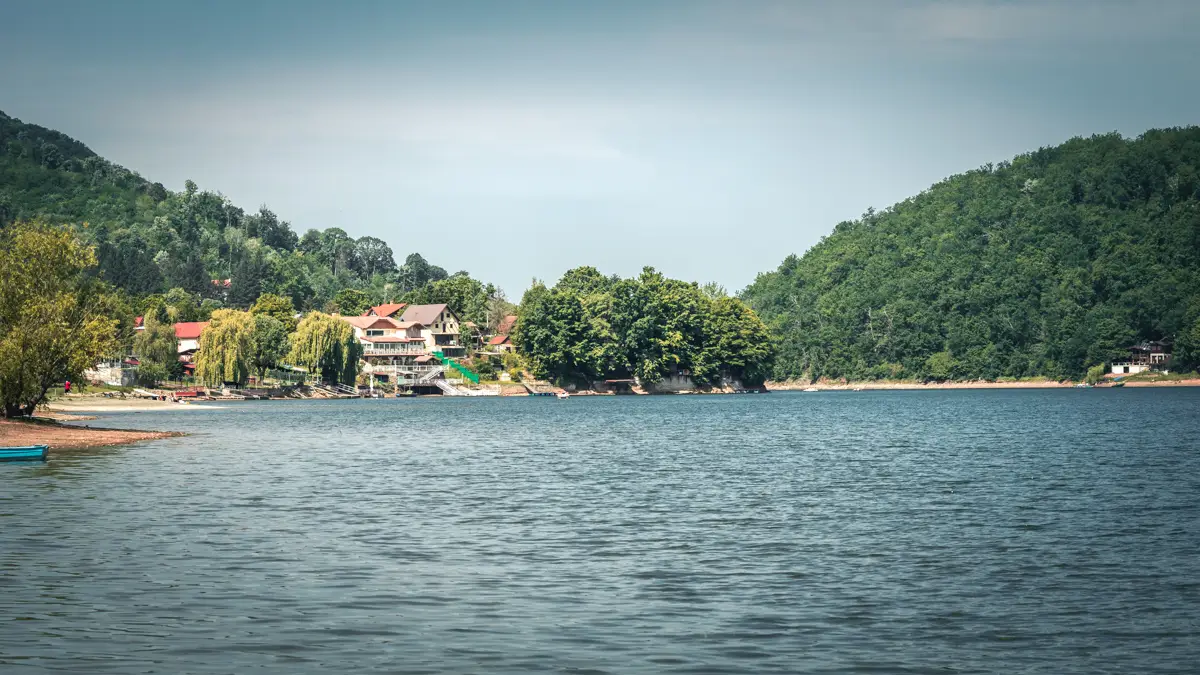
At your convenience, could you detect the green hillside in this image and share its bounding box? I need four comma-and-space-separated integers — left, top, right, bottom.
0, 109, 498, 319
743, 128, 1200, 381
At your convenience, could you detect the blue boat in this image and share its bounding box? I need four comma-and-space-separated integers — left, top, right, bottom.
0, 445, 49, 462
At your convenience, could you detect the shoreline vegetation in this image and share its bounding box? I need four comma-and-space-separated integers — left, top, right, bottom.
11, 374, 1197, 450
4, 113, 1199, 417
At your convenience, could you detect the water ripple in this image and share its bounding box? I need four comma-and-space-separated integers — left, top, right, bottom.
2, 389, 1199, 673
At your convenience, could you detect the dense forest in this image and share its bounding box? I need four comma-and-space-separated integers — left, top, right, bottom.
743, 128, 1200, 381
0, 110, 510, 334
516, 267, 773, 387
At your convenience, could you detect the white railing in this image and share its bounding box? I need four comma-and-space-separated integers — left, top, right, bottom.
363, 364, 445, 376
363, 346, 427, 356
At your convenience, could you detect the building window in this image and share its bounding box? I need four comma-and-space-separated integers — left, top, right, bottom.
367, 329, 384, 336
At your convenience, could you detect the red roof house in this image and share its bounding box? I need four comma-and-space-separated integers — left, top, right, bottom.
364, 303, 406, 318
174, 322, 209, 340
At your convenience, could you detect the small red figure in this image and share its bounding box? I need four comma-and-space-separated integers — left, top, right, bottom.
64, 380, 71, 394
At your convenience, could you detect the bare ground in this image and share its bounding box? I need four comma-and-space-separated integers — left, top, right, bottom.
0, 418, 184, 449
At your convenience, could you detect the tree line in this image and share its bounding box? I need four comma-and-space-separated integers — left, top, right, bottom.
742, 128, 1200, 381
132, 293, 363, 388
515, 267, 774, 387
0, 109, 512, 329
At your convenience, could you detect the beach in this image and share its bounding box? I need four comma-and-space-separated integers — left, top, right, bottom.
0, 418, 184, 449
45, 396, 224, 413
766, 378, 1200, 391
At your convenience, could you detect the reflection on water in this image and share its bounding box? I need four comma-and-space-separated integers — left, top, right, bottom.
2, 390, 1200, 673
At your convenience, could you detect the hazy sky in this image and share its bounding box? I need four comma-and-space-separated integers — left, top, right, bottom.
3, 1, 1199, 297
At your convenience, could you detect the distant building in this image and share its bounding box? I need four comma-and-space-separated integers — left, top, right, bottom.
1111, 340, 1172, 374
84, 360, 137, 387
487, 334, 514, 352
210, 279, 231, 300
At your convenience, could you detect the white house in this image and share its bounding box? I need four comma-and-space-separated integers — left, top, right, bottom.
1111, 340, 1172, 375
400, 304, 466, 359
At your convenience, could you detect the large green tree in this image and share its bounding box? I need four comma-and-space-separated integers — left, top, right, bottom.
250, 292, 297, 330
249, 314, 289, 380
515, 266, 773, 387
133, 307, 181, 386
0, 222, 119, 416
286, 312, 361, 385
332, 288, 371, 315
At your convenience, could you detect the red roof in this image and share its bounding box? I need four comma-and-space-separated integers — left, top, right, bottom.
414, 354, 436, 363
174, 322, 209, 339
340, 315, 402, 331
488, 334, 511, 346
134, 315, 144, 327
496, 315, 517, 335
364, 303, 406, 318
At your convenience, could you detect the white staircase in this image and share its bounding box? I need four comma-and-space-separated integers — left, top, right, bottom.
417, 366, 445, 383
434, 378, 467, 396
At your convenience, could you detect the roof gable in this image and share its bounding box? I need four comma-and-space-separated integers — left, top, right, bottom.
340, 315, 402, 331
365, 302, 406, 318
400, 303, 455, 326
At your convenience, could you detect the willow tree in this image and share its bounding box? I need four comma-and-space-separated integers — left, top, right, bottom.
194, 309, 256, 387
0, 222, 119, 417
287, 312, 361, 385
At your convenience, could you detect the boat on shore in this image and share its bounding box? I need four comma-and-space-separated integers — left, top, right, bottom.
0, 445, 49, 462
803, 387, 819, 392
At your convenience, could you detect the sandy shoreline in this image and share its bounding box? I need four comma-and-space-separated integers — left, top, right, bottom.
0, 418, 185, 449
46, 397, 225, 413
766, 378, 1200, 391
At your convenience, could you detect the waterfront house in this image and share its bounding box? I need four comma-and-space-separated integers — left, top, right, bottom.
1111, 340, 1172, 374
174, 321, 209, 362
363, 303, 406, 319
337, 315, 431, 383
400, 304, 466, 359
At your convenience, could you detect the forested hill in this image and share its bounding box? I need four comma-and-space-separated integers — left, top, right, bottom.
0, 109, 501, 319
742, 128, 1200, 381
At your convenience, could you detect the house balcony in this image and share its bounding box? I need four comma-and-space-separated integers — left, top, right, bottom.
362, 345, 427, 356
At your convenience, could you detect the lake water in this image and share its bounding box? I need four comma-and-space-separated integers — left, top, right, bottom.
2, 390, 1199, 673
